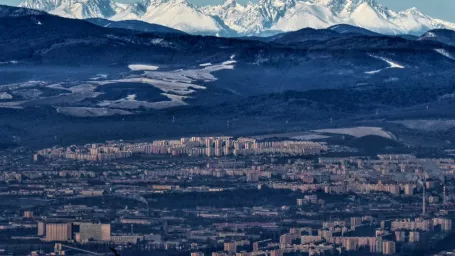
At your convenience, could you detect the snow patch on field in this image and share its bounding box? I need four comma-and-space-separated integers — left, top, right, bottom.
148, 94, 188, 109
0, 92, 13, 100
365, 69, 382, 75
222, 60, 237, 65
128, 64, 159, 71
0, 80, 47, 91
365, 54, 405, 74
95, 78, 203, 95
47, 82, 94, 94
97, 58, 235, 96
90, 74, 108, 80
313, 127, 394, 139
12, 89, 43, 99
0, 101, 24, 109
0, 60, 19, 65
0, 57, 236, 114
67, 84, 98, 93
57, 107, 134, 117
98, 93, 188, 110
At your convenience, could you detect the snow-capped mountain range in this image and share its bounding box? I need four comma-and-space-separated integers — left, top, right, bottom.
18, 0, 455, 36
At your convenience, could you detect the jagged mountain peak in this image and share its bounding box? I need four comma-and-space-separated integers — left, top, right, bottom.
255, 0, 295, 9
402, 7, 425, 16
222, 0, 238, 8
20, 0, 119, 18
19, 0, 63, 11
138, 0, 224, 34
308, 0, 378, 13
17, 0, 455, 36
0, 4, 46, 16
142, 0, 193, 6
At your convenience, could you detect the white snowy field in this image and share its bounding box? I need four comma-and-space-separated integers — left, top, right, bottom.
128, 64, 159, 71
95, 59, 236, 98
97, 93, 188, 110
313, 127, 394, 139
0, 58, 237, 116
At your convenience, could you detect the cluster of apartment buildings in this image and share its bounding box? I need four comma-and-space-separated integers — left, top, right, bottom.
34, 137, 327, 161
205, 215, 453, 256
36, 219, 156, 246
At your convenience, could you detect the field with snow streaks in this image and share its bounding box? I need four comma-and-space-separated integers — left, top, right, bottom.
0, 59, 236, 117
313, 127, 394, 139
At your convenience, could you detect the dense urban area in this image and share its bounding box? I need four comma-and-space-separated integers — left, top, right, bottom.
0, 135, 454, 256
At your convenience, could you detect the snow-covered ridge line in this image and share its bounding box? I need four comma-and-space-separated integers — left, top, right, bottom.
18, 0, 455, 37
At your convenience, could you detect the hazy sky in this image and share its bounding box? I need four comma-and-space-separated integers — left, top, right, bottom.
2, 0, 455, 22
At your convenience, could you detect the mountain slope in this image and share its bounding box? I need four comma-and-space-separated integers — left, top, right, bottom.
18, 0, 455, 37
271, 27, 341, 44
137, 0, 224, 35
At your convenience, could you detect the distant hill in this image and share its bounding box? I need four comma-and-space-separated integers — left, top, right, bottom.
270, 27, 342, 44
419, 29, 455, 46
328, 24, 380, 36
85, 18, 186, 35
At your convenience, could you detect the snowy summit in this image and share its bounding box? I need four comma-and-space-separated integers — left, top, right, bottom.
18, 0, 455, 36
